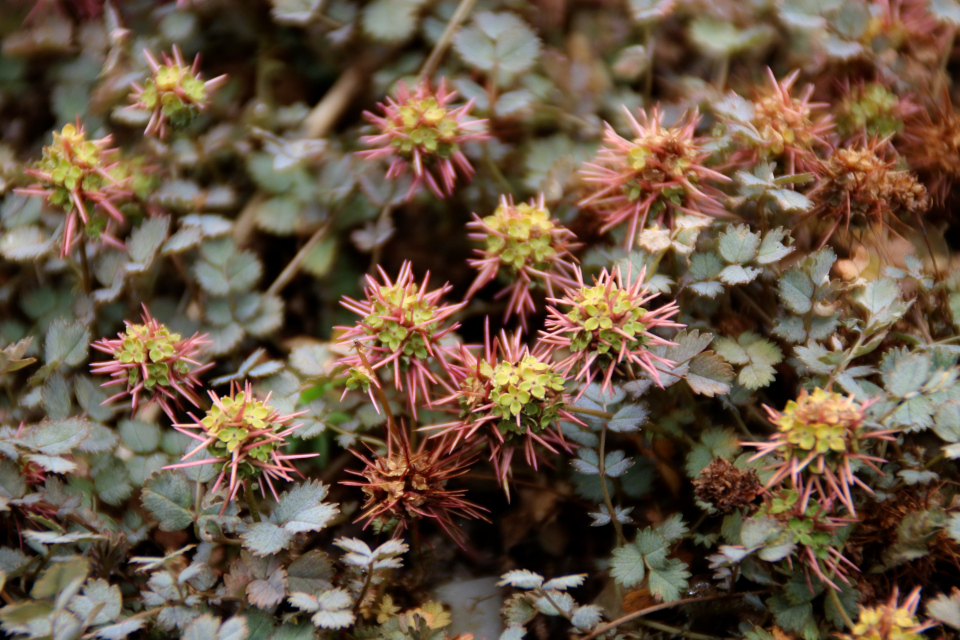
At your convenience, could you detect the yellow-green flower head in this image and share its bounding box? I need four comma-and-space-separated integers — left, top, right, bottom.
467, 352, 566, 439
131, 45, 227, 139
364, 281, 439, 360
32, 123, 120, 210
168, 381, 317, 510
203, 389, 282, 454
749, 386, 891, 516
90, 306, 212, 421
482, 198, 558, 272
837, 83, 906, 139
841, 589, 929, 640
773, 388, 864, 458
465, 194, 580, 327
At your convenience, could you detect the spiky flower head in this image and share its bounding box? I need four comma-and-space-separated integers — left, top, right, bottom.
725, 69, 834, 174
579, 105, 729, 249
129, 45, 227, 139
17, 120, 130, 256
90, 305, 212, 421
540, 265, 683, 396
344, 432, 487, 544
358, 78, 487, 201
757, 489, 858, 591
901, 95, 960, 204
836, 82, 916, 141
840, 588, 931, 640
429, 329, 576, 486
465, 194, 580, 326
337, 261, 465, 418
746, 388, 892, 515
168, 381, 317, 510
807, 141, 930, 243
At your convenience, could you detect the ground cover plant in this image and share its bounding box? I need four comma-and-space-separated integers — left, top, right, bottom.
2, 0, 960, 639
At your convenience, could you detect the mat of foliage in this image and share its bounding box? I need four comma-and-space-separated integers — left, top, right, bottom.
1, 1, 960, 639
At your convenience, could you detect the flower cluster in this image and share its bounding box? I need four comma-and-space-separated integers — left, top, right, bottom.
129, 46, 227, 139
747, 388, 893, 515
431, 330, 575, 486
579, 106, 729, 248
168, 382, 317, 508
731, 68, 833, 173
840, 588, 930, 640
90, 306, 212, 420
808, 142, 930, 243
541, 266, 683, 396
902, 95, 960, 204
466, 194, 579, 326
336, 261, 465, 418
344, 432, 487, 544
757, 489, 858, 590
836, 82, 915, 141
18, 121, 130, 256
359, 78, 487, 200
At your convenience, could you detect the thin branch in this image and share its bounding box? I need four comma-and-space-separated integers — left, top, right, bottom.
578, 591, 768, 640
304, 64, 366, 138
266, 220, 332, 297
419, 0, 478, 80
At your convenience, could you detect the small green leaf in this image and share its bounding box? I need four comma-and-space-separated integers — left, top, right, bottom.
142, 470, 194, 532
45, 318, 90, 368
718, 224, 761, 264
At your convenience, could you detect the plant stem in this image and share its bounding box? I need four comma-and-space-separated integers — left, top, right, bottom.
577, 591, 768, 640
266, 220, 332, 296
353, 568, 376, 617
420, 0, 478, 80
353, 341, 398, 438
824, 331, 867, 391
637, 619, 735, 640
564, 406, 614, 420
483, 143, 513, 194
246, 483, 262, 523
78, 242, 92, 294
598, 421, 628, 546
827, 585, 856, 630
643, 26, 655, 100
304, 64, 366, 138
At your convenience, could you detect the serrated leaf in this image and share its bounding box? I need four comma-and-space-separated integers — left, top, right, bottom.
571, 604, 603, 631
362, 0, 424, 43
604, 450, 634, 477
718, 224, 761, 264
607, 403, 648, 433
311, 609, 354, 629
769, 189, 812, 213
274, 480, 337, 533
31, 557, 89, 599
128, 215, 170, 265
646, 558, 690, 602
884, 352, 931, 397
94, 617, 146, 640
928, 589, 960, 629
0, 226, 53, 260
247, 568, 287, 609
498, 569, 544, 590
777, 269, 813, 314
542, 574, 586, 591
719, 264, 761, 285
241, 522, 294, 557
610, 544, 645, 587
45, 319, 90, 368
142, 470, 193, 532
685, 352, 734, 397
757, 228, 795, 263
454, 11, 541, 77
